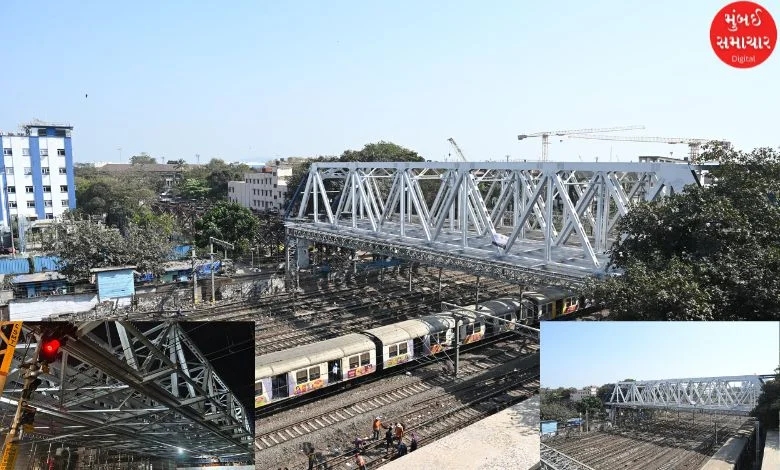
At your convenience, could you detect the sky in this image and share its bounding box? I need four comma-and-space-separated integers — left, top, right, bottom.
541, 322, 780, 389
2, 1, 779, 164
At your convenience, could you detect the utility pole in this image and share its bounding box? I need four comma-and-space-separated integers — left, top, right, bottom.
210, 242, 216, 304
453, 315, 462, 377
191, 248, 198, 305
475, 276, 480, 309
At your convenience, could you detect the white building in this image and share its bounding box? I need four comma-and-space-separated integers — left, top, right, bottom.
228, 164, 293, 212
570, 386, 599, 402
0, 121, 75, 226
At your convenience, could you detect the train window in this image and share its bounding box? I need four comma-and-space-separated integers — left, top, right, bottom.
296, 370, 308, 385
389, 345, 398, 357
309, 367, 320, 381
349, 355, 360, 369
360, 353, 370, 366
432, 332, 442, 344
255, 381, 263, 395
398, 342, 408, 355
466, 323, 476, 335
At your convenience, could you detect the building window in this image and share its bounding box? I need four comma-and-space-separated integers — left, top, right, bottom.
8, 201, 16, 208
43, 186, 51, 193
5, 168, 12, 176
6, 186, 14, 193
25, 186, 33, 193
37, 129, 47, 136
60, 185, 68, 192
41, 168, 50, 175
24, 168, 32, 176
44, 200, 52, 207
59, 167, 67, 175
40, 148, 48, 156
61, 200, 69, 207
26, 201, 35, 208
22, 148, 30, 156
45, 213, 54, 219
2, 148, 10, 156
57, 149, 65, 156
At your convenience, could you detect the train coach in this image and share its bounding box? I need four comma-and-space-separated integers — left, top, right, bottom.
255, 333, 377, 407
255, 296, 528, 408
522, 287, 582, 321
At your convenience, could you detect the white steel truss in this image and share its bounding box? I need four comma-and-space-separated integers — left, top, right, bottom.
290, 162, 706, 286
608, 375, 767, 415
540, 443, 596, 470
1, 321, 253, 463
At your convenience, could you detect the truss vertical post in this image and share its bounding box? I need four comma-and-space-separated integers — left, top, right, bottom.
545, 174, 553, 263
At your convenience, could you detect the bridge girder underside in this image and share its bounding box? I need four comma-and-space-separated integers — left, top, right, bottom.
1, 321, 253, 463
608, 375, 766, 415
289, 162, 705, 286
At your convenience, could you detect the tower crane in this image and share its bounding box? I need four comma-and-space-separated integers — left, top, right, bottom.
567, 135, 730, 163
447, 138, 469, 162
517, 125, 645, 162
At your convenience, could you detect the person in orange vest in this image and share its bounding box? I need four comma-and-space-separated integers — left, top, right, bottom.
354, 451, 367, 470
394, 422, 404, 444
372, 416, 382, 440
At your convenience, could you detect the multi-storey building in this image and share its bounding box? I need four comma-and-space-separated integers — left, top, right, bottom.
0, 121, 76, 226
228, 163, 293, 212
570, 386, 599, 402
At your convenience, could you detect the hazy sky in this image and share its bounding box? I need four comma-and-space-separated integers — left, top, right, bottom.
541, 322, 780, 388
2, 1, 778, 164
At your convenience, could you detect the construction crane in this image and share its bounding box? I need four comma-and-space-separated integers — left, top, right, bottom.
517, 125, 645, 162
447, 138, 469, 162
567, 135, 729, 163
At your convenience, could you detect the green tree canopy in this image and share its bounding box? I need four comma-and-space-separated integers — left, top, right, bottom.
130, 152, 157, 165
751, 367, 779, 431
586, 144, 780, 320
194, 201, 259, 255
177, 178, 211, 200
44, 220, 172, 280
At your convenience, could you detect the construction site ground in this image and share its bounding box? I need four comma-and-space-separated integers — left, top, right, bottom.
380, 395, 540, 470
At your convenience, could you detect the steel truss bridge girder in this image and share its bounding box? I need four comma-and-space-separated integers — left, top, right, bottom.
608, 375, 766, 415
2, 321, 252, 461
541, 443, 596, 470
286, 224, 584, 288
292, 161, 708, 280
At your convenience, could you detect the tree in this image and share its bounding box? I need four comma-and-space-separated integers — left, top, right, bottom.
75, 175, 159, 231
576, 396, 604, 415
751, 366, 780, 431
194, 201, 259, 255
177, 178, 211, 200
44, 220, 172, 280
130, 152, 157, 165
586, 144, 780, 320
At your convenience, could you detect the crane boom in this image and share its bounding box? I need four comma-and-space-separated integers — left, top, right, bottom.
447, 138, 468, 162
568, 135, 730, 163
517, 125, 645, 162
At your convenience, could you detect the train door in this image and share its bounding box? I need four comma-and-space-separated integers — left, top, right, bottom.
413, 337, 424, 358
485, 317, 496, 336
271, 374, 289, 399
328, 360, 341, 383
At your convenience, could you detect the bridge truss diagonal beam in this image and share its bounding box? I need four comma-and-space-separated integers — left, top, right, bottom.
608, 375, 766, 415
1, 321, 253, 462
290, 162, 707, 283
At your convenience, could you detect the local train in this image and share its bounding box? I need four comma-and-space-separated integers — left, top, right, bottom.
255, 289, 581, 408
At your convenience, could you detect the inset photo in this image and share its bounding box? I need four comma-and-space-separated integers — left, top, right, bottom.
540, 322, 779, 470
0, 320, 254, 469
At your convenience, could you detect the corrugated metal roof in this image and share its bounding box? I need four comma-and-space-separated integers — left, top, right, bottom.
12, 272, 66, 284
256, 333, 374, 378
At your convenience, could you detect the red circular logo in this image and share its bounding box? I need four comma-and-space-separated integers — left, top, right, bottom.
710, 1, 777, 68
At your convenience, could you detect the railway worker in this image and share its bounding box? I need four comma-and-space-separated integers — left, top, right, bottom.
384, 425, 394, 452
353, 436, 364, 452
372, 416, 382, 440
397, 441, 408, 456
410, 432, 418, 452
307, 450, 316, 470
394, 422, 404, 444
354, 452, 367, 470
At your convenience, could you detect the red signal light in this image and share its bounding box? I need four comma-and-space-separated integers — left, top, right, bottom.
43, 339, 60, 354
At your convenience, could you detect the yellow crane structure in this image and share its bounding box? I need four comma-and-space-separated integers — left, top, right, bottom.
568, 134, 730, 163
517, 125, 645, 162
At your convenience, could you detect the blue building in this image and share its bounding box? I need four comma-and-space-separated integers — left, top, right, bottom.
0, 120, 76, 227
91, 266, 136, 305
